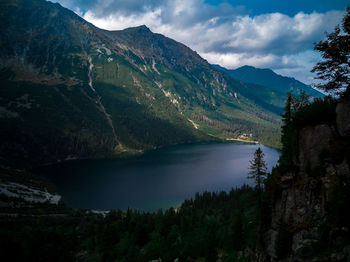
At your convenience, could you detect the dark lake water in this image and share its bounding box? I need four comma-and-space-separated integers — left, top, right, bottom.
36, 143, 280, 211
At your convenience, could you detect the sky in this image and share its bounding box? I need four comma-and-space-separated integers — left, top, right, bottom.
54, 0, 349, 84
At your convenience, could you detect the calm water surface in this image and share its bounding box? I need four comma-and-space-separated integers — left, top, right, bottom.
36, 143, 279, 211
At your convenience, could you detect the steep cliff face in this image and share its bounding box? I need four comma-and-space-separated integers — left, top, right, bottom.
267, 98, 350, 261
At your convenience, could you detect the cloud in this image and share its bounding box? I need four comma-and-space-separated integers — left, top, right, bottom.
219, 11, 342, 55
201, 52, 286, 69
82, 8, 163, 30
202, 50, 322, 84
55, 0, 344, 84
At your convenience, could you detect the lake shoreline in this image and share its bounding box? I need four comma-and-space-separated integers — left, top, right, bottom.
30, 139, 260, 171
34, 143, 280, 212
225, 138, 259, 144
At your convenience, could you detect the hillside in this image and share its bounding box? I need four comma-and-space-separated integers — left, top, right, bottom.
215, 64, 324, 98
0, 0, 283, 168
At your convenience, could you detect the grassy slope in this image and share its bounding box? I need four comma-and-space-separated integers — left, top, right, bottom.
0, 0, 282, 169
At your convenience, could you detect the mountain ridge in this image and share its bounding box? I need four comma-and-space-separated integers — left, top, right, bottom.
214, 64, 324, 98
0, 0, 282, 168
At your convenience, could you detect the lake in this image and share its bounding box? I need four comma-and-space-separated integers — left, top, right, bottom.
36, 143, 280, 211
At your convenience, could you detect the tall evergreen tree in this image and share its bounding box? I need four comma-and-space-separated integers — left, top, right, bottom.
280, 91, 305, 171
280, 91, 293, 157
248, 147, 267, 191
248, 147, 267, 248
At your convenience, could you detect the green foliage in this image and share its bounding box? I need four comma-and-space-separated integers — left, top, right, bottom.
292, 96, 337, 127
279, 92, 298, 171
0, 186, 265, 262
312, 7, 350, 94
279, 92, 337, 171
247, 148, 269, 248
248, 148, 267, 189
0, 78, 117, 168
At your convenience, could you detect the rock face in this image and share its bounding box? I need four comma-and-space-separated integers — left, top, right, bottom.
336, 100, 350, 137
298, 124, 335, 170
266, 98, 350, 261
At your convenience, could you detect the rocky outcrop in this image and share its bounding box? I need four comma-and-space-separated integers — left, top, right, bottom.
298, 124, 335, 170
266, 98, 350, 261
336, 99, 350, 137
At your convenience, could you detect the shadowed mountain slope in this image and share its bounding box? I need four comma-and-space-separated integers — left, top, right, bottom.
0, 0, 281, 168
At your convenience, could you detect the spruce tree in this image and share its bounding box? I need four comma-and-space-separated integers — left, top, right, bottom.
248, 147, 267, 191
311, 7, 350, 95
248, 147, 267, 248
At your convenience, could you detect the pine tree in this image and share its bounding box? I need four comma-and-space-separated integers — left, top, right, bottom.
291, 90, 310, 112
248, 147, 267, 248
280, 91, 307, 171
248, 147, 267, 191
311, 7, 350, 95
280, 91, 293, 165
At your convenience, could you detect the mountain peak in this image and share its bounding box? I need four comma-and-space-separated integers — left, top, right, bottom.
124, 25, 152, 34
138, 25, 151, 31
240, 65, 255, 70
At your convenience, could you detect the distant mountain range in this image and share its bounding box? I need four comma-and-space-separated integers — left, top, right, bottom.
0, 0, 321, 168
214, 64, 324, 98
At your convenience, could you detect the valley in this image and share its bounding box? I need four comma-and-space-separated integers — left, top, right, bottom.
0, 0, 349, 261
0, 0, 322, 169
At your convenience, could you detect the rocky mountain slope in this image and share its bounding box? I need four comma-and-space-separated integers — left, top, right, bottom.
0, 0, 284, 168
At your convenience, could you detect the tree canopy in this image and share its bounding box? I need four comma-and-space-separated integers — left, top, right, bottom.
312, 7, 350, 95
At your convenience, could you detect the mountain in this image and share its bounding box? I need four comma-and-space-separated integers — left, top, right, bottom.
215, 64, 324, 98
0, 0, 281, 168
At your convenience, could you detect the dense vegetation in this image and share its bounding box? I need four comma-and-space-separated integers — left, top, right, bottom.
0, 186, 270, 262
311, 7, 350, 94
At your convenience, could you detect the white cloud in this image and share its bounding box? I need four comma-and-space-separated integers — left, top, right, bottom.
201, 52, 280, 69
83, 8, 163, 30
66, 0, 344, 84
274, 50, 322, 84
201, 50, 322, 84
